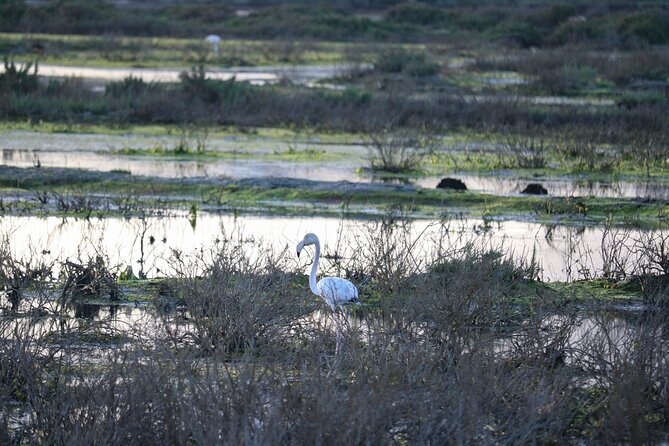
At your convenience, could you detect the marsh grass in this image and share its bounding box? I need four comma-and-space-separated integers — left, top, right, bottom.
554, 136, 614, 172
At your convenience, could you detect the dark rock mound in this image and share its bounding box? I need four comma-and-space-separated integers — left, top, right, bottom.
521, 183, 548, 195
436, 177, 467, 191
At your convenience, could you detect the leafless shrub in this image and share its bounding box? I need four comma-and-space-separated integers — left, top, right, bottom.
559, 225, 598, 281
32, 190, 49, 205
600, 223, 636, 281
505, 312, 575, 370
555, 136, 618, 171
4, 307, 584, 444
365, 128, 439, 173
110, 189, 142, 215
168, 233, 307, 355
175, 123, 210, 153
404, 242, 541, 345
52, 192, 98, 216
2, 222, 669, 443
0, 316, 54, 431
632, 230, 669, 306
624, 131, 669, 177
573, 313, 669, 444
0, 238, 52, 312
595, 224, 669, 305
340, 215, 434, 294
496, 131, 548, 168
60, 256, 120, 303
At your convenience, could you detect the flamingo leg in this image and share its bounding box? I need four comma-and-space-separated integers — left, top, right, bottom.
333, 308, 344, 357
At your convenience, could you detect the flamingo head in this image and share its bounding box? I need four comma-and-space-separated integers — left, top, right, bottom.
296, 233, 318, 258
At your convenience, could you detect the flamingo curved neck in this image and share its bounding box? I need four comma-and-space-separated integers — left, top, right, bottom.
309, 239, 320, 296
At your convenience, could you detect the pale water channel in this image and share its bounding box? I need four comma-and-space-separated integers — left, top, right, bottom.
2, 63, 615, 106
2, 130, 668, 199
2, 63, 364, 87
0, 213, 657, 282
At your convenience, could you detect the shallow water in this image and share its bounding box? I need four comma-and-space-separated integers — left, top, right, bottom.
470, 71, 528, 87
5, 146, 666, 199
0, 130, 364, 155
0, 213, 657, 282
431, 93, 615, 107
2, 63, 364, 87
0, 146, 361, 181
7, 296, 651, 373
418, 174, 669, 200
2, 131, 667, 199
2, 302, 154, 345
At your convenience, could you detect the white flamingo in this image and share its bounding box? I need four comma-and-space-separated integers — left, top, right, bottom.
296, 233, 359, 354
204, 34, 221, 58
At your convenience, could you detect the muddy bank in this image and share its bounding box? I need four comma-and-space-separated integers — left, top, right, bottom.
1, 165, 667, 226
0, 165, 415, 193
0, 165, 134, 187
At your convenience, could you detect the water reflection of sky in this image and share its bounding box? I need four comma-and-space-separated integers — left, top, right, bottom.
0, 214, 657, 282
2, 63, 362, 86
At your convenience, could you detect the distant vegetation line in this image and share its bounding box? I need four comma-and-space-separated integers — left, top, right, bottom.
1, 64, 667, 148
1, 0, 669, 47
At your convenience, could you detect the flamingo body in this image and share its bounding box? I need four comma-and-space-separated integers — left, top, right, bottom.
317, 277, 359, 312
296, 233, 359, 311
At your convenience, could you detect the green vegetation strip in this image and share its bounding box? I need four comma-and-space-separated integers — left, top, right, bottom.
0, 33, 357, 68
1, 166, 668, 226
73, 275, 645, 309
0, 122, 366, 144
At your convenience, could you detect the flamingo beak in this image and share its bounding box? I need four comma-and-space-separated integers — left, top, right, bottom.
296, 241, 304, 258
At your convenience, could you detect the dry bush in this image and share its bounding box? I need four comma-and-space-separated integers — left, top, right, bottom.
322, 215, 439, 296
598, 224, 636, 282
0, 316, 45, 406
398, 242, 541, 353
167, 234, 308, 356
2, 223, 669, 443
4, 308, 583, 444
632, 230, 669, 306
496, 130, 548, 169
0, 237, 52, 312
573, 313, 669, 444
595, 223, 669, 306
555, 136, 618, 172
365, 128, 440, 173
60, 256, 120, 303
51, 192, 99, 216
622, 131, 669, 177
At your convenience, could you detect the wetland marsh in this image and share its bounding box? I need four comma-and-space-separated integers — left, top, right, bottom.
1, 0, 669, 443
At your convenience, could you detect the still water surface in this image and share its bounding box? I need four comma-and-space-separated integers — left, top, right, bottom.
1, 131, 667, 199
0, 213, 654, 282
